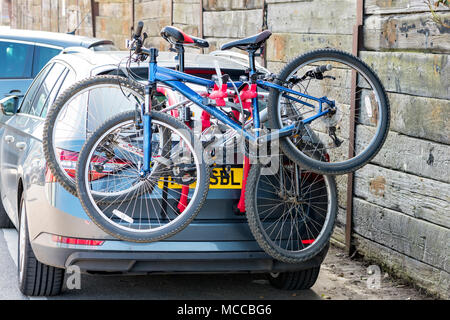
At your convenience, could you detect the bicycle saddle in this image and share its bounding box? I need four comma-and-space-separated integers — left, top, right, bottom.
221, 30, 272, 51
160, 26, 209, 48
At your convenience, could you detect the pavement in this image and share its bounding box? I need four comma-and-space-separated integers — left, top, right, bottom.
0, 228, 431, 300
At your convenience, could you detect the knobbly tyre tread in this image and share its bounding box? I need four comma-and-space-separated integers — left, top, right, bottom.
18, 197, 64, 296
267, 48, 390, 175
268, 267, 321, 290
245, 163, 337, 264
75, 110, 210, 243
43, 75, 145, 197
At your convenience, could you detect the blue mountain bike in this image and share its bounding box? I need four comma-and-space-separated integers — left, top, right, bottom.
68, 22, 388, 262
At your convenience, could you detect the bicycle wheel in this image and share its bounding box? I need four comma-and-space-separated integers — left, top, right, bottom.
43, 75, 145, 196
76, 110, 209, 243
268, 49, 390, 175
245, 151, 337, 263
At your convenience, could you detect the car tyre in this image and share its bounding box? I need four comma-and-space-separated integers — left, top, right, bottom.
18, 195, 64, 296
0, 200, 14, 228
268, 267, 321, 290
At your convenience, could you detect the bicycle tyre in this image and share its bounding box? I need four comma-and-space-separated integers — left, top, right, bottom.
245, 156, 337, 263
268, 49, 390, 175
43, 75, 145, 196
76, 110, 210, 243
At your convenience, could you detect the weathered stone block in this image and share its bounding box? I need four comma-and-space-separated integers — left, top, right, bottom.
354, 164, 450, 228
267, 33, 353, 62
357, 125, 450, 183
203, 9, 263, 38
364, 12, 450, 53
203, 0, 263, 11
135, 0, 171, 21
387, 92, 450, 145
360, 51, 450, 100
173, 2, 201, 25
353, 198, 449, 272
365, 0, 450, 14
353, 234, 449, 299
267, 0, 356, 35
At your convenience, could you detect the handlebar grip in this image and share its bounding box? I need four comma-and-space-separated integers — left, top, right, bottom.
134, 21, 144, 39
314, 64, 333, 73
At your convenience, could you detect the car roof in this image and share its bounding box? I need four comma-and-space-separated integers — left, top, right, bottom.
0, 28, 114, 49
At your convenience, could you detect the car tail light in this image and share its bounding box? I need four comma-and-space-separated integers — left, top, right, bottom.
52, 235, 104, 246
53, 148, 130, 182
58, 149, 78, 179
45, 166, 57, 183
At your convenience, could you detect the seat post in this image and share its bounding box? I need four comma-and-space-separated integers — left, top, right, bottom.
247, 49, 260, 133
248, 49, 257, 75
175, 44, 185, 72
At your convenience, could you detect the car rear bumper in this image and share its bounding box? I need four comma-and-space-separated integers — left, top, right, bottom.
31, 232, 329, 274
65, 251, 328, 274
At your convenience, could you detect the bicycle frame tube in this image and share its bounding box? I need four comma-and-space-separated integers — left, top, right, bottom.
144, 61, 333, 145
142, 113, 152, 173
141, 50, 158, 175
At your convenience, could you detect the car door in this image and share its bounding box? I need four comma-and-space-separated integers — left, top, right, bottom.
0, 62, 66, 216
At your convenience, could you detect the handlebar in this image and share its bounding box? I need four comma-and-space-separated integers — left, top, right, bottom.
314, 64, 333, 73
131, 21, 145, 54
134, 21, 144, 39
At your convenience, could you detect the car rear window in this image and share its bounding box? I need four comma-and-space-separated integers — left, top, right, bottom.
0, 40, 34, 79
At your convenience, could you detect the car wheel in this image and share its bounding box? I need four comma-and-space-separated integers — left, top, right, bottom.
268, 267, 321, 290
0, 199, 14, 228
18, 195, 64, 296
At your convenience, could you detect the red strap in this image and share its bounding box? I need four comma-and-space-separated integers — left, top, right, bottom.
178, 185, 189, 213
236, 156, 251, 213
201, 110, 211, 132
234, 83, 257, 110
208, 83, 228, 107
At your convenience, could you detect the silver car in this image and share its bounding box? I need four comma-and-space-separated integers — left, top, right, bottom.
0, 28, 117, 105
0, 48, 329, 296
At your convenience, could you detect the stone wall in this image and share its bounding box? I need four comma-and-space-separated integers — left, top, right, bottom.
265, 0, 355, 71
135, 0, 172, 50
10, 0, 94, 36
0, 0, 11, 26
7, 0, 450, 298
352, 0, 449, 299
202, 0, 263, 52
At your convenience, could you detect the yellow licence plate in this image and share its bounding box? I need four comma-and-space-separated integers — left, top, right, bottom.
157, 167, 243, 189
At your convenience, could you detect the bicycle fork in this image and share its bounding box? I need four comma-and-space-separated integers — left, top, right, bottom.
141, 107, 152, 176
141, 48, 159, 177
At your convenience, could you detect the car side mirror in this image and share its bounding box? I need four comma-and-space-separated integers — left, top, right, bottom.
0, 96, 19, 116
